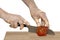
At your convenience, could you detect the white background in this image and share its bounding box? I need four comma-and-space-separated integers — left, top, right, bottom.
0, 0, 60, 40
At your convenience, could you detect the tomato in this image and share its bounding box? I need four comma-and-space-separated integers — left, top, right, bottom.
36, 26, 48, 36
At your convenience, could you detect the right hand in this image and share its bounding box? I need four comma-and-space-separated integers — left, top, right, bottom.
30, 9, 49, 27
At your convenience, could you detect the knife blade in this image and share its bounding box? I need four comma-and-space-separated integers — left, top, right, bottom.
18, 23, 55, 35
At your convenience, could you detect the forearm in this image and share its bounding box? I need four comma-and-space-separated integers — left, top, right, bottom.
0, 8, 7, 14
0, 8, 7, 18
22, 0, 38, 10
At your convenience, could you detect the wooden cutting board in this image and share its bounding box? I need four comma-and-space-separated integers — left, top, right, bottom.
4, 32, 60, 40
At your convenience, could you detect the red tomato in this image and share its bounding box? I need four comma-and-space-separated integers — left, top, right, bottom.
36, 26, 48, 36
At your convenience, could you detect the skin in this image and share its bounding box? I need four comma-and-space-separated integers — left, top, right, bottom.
22, 0, 49, 27
0, 8, 30, 30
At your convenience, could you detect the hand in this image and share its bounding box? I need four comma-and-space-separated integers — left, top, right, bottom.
30, 9, 49, 27
0, 8, 30, 30
22, 0, 49, 27
6, 13, 30, 30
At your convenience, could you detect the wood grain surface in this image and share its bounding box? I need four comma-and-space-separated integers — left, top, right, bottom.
4, 32, 60, 40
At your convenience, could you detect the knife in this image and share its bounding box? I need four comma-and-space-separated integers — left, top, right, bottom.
18, 23, 55, 35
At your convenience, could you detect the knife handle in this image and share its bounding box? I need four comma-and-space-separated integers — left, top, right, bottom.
18, 23, 27, 27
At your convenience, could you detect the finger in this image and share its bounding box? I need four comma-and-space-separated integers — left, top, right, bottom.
20, 24, 24, 30
24, 20, 30, 26
9, 24, 13, 28
9, 21, 14, 28
40, 12, 49, 27
42, 16, 49, 27
18, 21, 24, 30
41, 19, 45, 26
11, 21, 18, 28
9, 21, 16, 28
13, 22, 18, 28
33, 18, 41, 26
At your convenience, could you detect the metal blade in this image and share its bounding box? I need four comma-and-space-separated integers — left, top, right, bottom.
18, 24, 55, 35
27, 25, 55, 35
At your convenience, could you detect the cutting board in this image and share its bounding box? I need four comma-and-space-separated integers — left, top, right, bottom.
4, 32, 60, 40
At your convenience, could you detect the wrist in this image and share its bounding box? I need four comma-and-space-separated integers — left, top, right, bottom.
29, 7, 42, 13
29, 6, 39, 11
